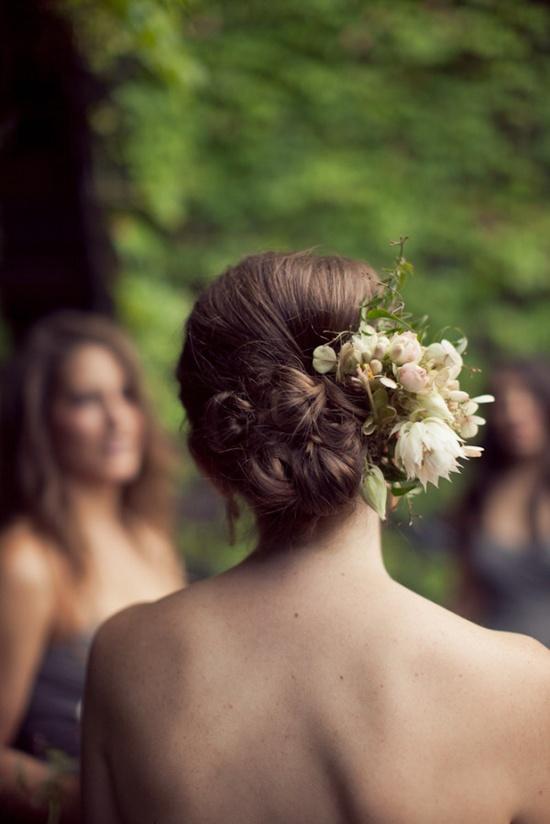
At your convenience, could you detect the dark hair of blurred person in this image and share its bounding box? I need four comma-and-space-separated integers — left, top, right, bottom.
451, 357, 550, 642
0, 311, 185, 823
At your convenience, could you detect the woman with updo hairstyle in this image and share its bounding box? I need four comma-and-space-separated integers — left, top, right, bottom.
0, 312, 184, 823
83, 252, 550, 824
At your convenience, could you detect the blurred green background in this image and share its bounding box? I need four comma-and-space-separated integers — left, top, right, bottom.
49, 0, 550, 592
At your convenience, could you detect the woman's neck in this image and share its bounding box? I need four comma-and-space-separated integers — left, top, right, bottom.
65, 479, 124, 525
250, 499, 388, 583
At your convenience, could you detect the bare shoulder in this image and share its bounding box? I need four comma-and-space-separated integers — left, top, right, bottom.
87, 580, 215, 703
494, 633, 550, 815
496, 631, 550, 727
404, 587, 550, 714
0, 518, 55, 595
440, 605, 550, 758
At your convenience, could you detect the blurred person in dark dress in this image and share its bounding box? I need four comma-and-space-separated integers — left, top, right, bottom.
0, 312, 185, 823
451, 358, 550, 644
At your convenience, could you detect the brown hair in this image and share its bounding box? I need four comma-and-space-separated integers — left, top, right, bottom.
453, 357, 550, 551
0, 311, 175, 573
177, 250, 380, 549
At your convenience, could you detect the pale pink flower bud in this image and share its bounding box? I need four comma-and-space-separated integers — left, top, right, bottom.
463, 445, 484, 458
388, 331, 423, 365
398, 362, 429, 393
373, 336, 390, 359
448, 390, 469, 403
370, 359, 383, 375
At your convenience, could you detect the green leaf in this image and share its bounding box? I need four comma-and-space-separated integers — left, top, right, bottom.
390, 480, 420, 497
366, 308, 415, 331
361, 463, 388, 520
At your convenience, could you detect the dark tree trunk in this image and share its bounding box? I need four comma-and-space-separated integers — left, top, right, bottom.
0, 0, 115, 346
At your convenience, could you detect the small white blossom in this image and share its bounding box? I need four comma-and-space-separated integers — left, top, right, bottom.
373, 335, 390, 359
459, 414, 486, 439
455, 398, 487, 438
424, 339, 463, 380
416, 390, 454, 422
351, 333, 378, 363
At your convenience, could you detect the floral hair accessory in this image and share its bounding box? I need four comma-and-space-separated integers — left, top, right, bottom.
312, 238, 494, 520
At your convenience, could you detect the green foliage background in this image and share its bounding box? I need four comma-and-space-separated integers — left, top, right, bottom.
60, 0, 550, 593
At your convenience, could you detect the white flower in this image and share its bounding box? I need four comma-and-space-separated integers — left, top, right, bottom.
312, 345, 337, 374
447, 390, 469, 403
388, 331, 423, 365
398, 362, 430, 393
415, 389, 453, 422
454, 398, 487, 439
459, 413, 486, 439
424, 339, 463, 379
351, 333, 378, 363
373, 335, 390, 359
393, 418, 465, 489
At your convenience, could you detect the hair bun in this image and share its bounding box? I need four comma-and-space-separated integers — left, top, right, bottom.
267, 366, 326, 441
204, 390, 256, 454
177, 250, 380, 543
236, 366, 366, 519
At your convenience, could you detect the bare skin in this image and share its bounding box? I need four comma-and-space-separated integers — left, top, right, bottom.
83, 501, 550, 824
0, 343, 184, 822
481, 465, 550, 551
0, 516, 183, 823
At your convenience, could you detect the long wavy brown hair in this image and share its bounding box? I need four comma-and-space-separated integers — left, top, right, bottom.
0, 311, 175, 574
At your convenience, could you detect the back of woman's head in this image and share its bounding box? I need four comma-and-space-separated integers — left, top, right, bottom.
177, 251, 380, 546
0, 311, 173, 569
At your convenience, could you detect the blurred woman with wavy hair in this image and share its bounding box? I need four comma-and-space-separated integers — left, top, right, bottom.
452, 358, 550, 643
0, 311, 185, 823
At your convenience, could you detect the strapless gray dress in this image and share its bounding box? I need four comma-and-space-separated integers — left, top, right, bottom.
407, 520, 550, 646
14, 632, 94, 764
469, 534, 550, 646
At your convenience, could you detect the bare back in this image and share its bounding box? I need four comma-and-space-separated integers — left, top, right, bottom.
83, 547, 550, 824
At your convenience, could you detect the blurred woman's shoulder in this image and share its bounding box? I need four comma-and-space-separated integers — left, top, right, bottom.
0, 518, 58, 630
132, 518, 186, 585
0, 517, 57, 585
